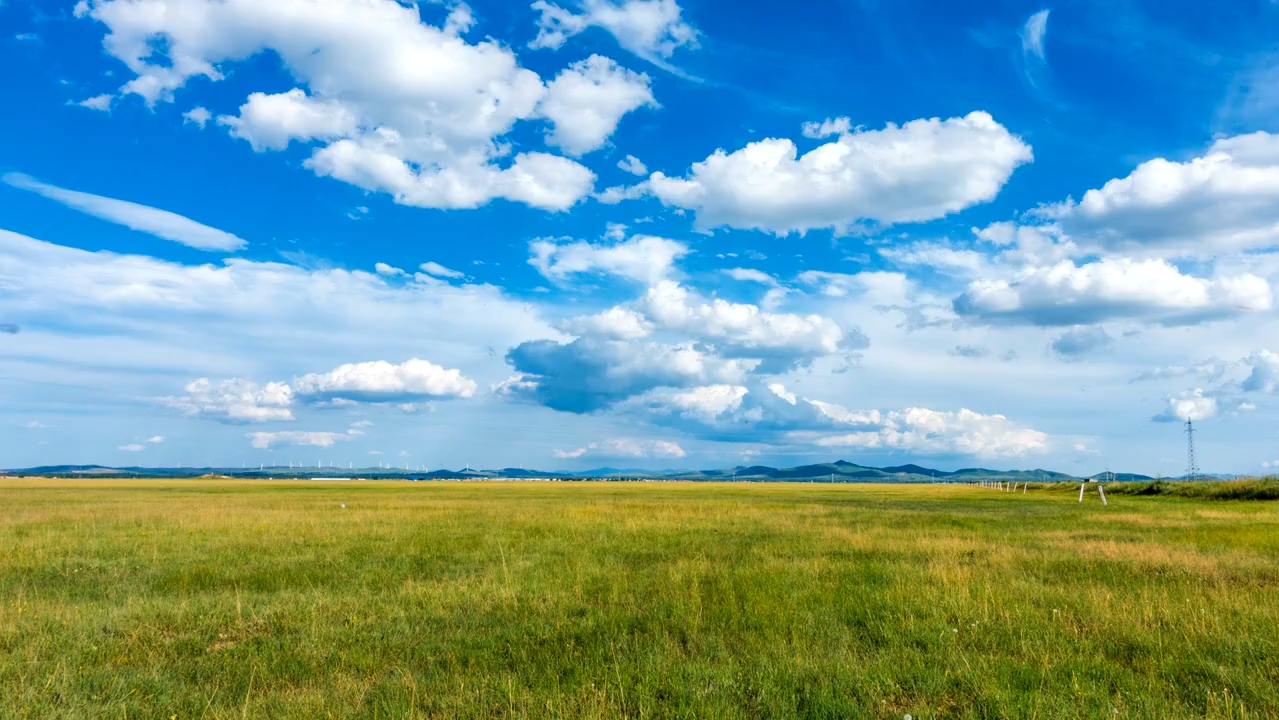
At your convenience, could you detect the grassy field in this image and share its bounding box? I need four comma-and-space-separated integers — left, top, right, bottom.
0, 480, 1276, 719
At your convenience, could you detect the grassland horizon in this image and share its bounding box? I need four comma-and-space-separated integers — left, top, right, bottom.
1, 479, 1276, 718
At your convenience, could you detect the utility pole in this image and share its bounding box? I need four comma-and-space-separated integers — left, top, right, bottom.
1185, 420, 1199, 481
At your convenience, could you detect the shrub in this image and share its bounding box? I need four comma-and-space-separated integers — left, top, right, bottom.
1034, 478, 1279, 501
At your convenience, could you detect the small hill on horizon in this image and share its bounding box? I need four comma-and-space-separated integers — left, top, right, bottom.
4, 460, 1160, 483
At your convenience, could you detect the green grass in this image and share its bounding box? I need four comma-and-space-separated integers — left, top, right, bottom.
1032, 478, 1279, 501
1102, 479, 1279, 501
0, 479, 1276, 719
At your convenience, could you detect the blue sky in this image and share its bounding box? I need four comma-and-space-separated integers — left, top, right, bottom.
3, 0, 1279, 474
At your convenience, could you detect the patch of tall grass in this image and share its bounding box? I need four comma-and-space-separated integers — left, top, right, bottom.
1, 480, 1276, 718
1036, 478, 1279, 501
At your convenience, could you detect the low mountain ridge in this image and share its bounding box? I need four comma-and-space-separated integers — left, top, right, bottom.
5, 461, 1157, 482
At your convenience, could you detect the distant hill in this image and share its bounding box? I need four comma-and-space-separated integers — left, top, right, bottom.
4, 461, 1164, 483
23, 465, 126, 475
566, 462, 1116, 483
1088, 472, 1155, 482
880, 464, 939, 476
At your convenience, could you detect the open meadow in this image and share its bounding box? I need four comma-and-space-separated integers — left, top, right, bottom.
0, 479, 1276, 719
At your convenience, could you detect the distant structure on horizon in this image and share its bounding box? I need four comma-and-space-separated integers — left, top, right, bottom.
1185, 420, 1199, 481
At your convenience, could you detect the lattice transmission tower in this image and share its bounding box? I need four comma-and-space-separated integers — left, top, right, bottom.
1185, 419, 1199, 481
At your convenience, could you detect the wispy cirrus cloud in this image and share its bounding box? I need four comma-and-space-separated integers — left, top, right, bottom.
1018, 9, 1053, 97
529, 0, 699, 72
1021, 9, 1050, 64
246, 424, 366, 449
3, 173, 246, 251
76, 94, 113, 112
116, 435, 165, 452
554, 437, 686, 460
621, 382, 1051, 459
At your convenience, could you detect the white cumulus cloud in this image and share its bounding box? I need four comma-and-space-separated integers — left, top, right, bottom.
559, 306, 655, 340
219, 88, 359, 152
801, 116, 851, 139
183, 107, 212, 128
1044, 132, 1279, 258
293, 359, 477, 402
419, 261, 466, 279
1153, 389, 1217, 423
81, 0, 611, 212
640, 280, 848, 363
643, 111, 1032, 234
161, 378, 295, 423
77, 94, 113, 111
515, 263, 858, 416
803, 407, 1048, 458
502, 337, 752, 412
617, 154, 648, 175
540, 55, 656, 156
1241, 350, 1279, 393
954, 258, 1272, 326
529, 234, 688, 284
623, 384, 749, 422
